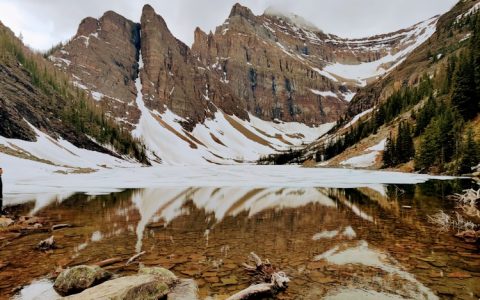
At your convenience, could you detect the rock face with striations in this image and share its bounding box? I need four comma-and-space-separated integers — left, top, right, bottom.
192, 4, 348, 124
139, 5, 247, 128
191, 4, 437, 124
50, 11, 141, 129
51, 3, 438, 129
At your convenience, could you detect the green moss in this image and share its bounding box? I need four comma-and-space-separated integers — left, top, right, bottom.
53, 265, 112, 296
123, 281, 169, 300
138, 267, 177, 286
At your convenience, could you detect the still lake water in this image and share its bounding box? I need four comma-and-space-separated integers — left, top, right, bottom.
1, 180, 479, 299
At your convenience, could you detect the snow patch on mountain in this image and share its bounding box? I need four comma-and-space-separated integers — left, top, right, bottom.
341, 151, 379, 168
310, 89, 337, 98
343, 108, 374, 129
129, 49, 334, 165
340, 139, 386, 168
311, 67, 338, 82
323, 17, 438, 86
456, 1, 480, 22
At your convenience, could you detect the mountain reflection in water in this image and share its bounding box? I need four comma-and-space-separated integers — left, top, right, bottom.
4, 181, 480, 300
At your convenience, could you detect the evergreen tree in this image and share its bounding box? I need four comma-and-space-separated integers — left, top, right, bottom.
471, 15, 480, 111
399, 122, 415, 162
415, 96, 437, 136
451, 53, 477, 119
383, 132, 395, 168
383, 122, 415, 168
458, 128, 479, 174
415, 119, 441, 171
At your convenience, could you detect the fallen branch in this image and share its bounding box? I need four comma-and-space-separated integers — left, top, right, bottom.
94, 257, 123, 268
126, 251, 146, 266
227, 252, 289, 300
226, 283, 273, 300
51, 224, 72, 231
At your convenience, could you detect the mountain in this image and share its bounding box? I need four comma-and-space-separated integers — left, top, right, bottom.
290, 0, 480, 175
40, 3, 439, 165
0, 21, 148, 170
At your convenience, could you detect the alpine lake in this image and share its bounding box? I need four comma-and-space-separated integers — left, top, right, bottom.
1, 179, 479, 300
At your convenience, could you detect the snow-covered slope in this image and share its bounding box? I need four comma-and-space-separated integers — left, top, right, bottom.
131, 98, 334, 165
261, 7, 439, 88
0, 53, 333, 169
0, 108, 334, 168
323, 17, 439, 87
0, 122, 135, 170
127, 49, 335, 165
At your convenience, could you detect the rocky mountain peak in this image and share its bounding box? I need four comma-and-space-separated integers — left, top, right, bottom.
141, 4, 167, 28
229, 3, 255, 20
142, 4, 155, 14
49, 8, 141, 130
193, 26, 207, 42
77, 17, 99, 36
100, 10, 131, 26
50, 2, 441, 139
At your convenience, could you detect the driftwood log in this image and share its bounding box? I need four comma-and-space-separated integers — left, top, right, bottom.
227, 252, 289, 300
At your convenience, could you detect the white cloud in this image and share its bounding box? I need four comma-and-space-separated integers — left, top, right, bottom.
0, 0, 458, 51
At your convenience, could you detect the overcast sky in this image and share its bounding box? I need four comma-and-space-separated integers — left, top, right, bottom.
0, 0, 458, 51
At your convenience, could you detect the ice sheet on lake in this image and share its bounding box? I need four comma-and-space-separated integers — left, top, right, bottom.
2, 164, 455, 206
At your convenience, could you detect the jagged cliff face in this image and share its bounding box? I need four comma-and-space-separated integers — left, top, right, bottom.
49, 11, 141, 130
51, 3, 438, 128
192, 4, 347, 124
191, 4, 438, 124
0, 21, 142, 161
139, 5, 247, 129
43, 3, 442, 164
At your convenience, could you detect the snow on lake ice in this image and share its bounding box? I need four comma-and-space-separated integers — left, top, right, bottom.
2, 161, 455, 207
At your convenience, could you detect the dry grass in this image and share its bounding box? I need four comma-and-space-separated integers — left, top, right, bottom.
428, 211, 478, 232
428, 189, 480, 241
448, 189, 480, 219
0, 144, 55, 166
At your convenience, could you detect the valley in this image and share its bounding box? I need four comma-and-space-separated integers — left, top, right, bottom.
0, 1, 479, 299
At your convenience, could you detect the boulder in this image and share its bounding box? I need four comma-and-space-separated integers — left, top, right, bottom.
167, 279, 198, 300
0, 217, 13, 227
138, 266, 178, 286
53, 265, 112, 296
64, 274, 169, 300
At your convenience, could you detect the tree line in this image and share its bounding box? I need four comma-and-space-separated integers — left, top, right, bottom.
318, 11, 480, 174
0, 26, 149, 164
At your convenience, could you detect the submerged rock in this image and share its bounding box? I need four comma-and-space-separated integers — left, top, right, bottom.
64, 274, 169, 300
53, 265, 112, 296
